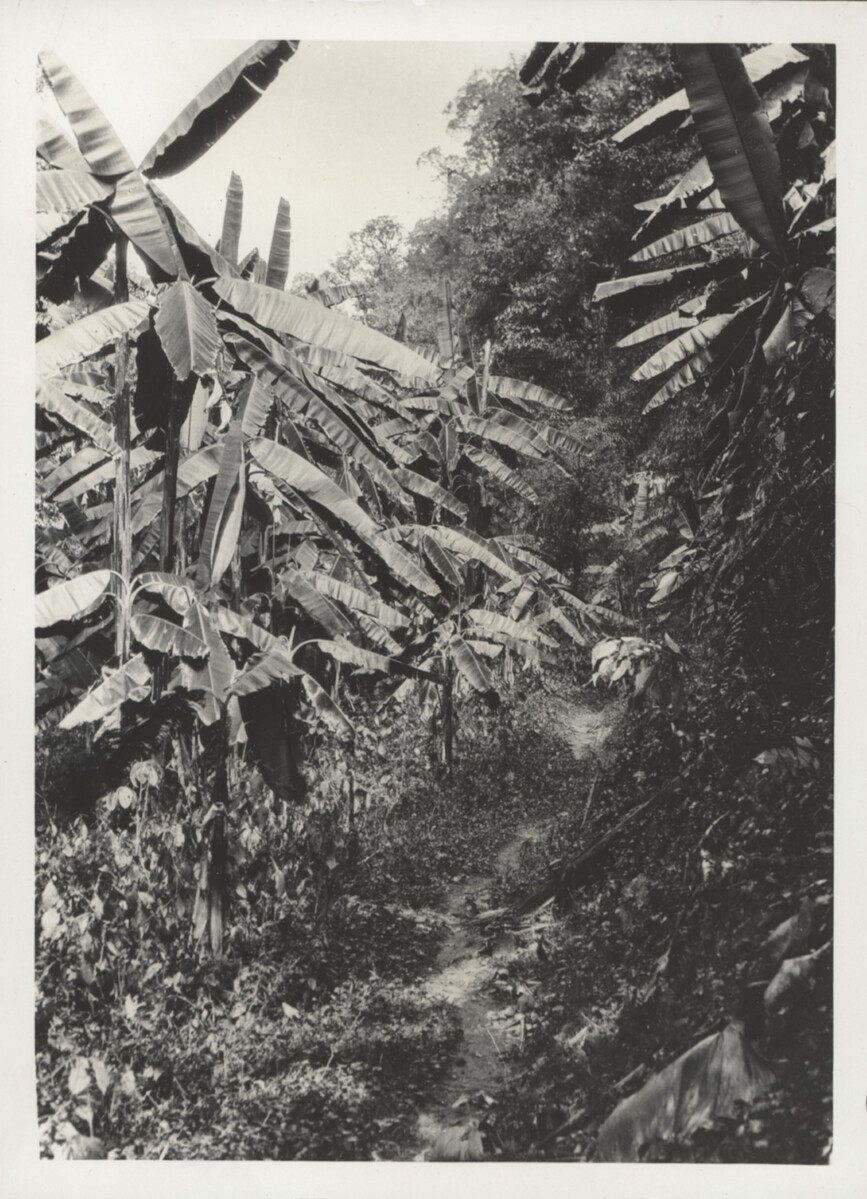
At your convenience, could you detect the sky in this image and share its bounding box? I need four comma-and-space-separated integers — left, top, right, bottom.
38, 38, 531, 282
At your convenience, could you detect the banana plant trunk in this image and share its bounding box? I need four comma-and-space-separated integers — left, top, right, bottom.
441, 656, 455, 773
112, 236, 132, 664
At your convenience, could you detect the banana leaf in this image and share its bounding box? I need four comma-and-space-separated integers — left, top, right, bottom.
36, 169, 113, 214
457, 414, 546, 460
213, 607, 281, 653
299, 674, 354, 739
197, 421, 245, 589
449, 635, 495, 693
58, 655, 152, 729
36, 117, 89, 171
424, 527, 520, 581
219, 172, 244, 267
154, 281, 221, 381
615, 310, 698, 348
629, 212, 741, 263
38, 52, 136, 176
109, 171, 178, 275
461, 445, 539, 504
214, 278, 441, 384
677, 44, 787, 261
422, 534, 465, 590
131, 614, 208, 658
36, 300, 150, 378
36, 569, 112, 628
486, 375, 571, 411
265, 198, 291, 290
632, 312, 739, 382
36, 378, 118, 455
612, 43, 806, 147
467, 608, 557, 648
294, 570, 409, 630
230, 646, 301, 696
180, 603, 236, 725
140, 41, 298, 178
280, 569, 354, 637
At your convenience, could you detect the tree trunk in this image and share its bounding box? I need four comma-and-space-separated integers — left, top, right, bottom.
112, 237, 132, 664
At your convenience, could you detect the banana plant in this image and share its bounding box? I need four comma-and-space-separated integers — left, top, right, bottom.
520, 41, 834, 631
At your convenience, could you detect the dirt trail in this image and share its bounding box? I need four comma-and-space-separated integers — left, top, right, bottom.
410, 697, 614, 1161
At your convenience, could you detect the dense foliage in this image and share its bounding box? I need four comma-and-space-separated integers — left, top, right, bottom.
35, 39, 833, 1166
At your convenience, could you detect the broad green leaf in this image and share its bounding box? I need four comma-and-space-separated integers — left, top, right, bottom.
497, 538, 569, 584
214, 278, 441, 383
612, 43, 807, 147
213, 607, 280, 653
265, 197, 291, 290
461, 446, 539, 504
180, 379, 211, 452
597, 1021, 775, 1162
632, 158, 714, 240
180, 602, 236, 724
424, 527, 520, 581
314, 638, 442, 682
37, 378, 118, 454
40, 445, 108, 499
36, 569, 112, 628
300, 674, 354, 739
219, 172, 244, 267
231, 645, 300, 696
154, 282, 221, 381
483, 409, 552, 456
294, 570, 408, 630
36, 117, 88, 171
252, 440, 434, 596
141, 41, 298, 179
240, 378, 274, 436
677, 44, 787, 260
468, 628, 557, 668
36, 169, 113, 214
131, 614, 208, 657
422, 534, 464, 590
39, 52, 136, 176
629, 212, 742, 263
108, 172, 178, 275
279, 569, 355, 637
36, 300, 150, 378
615, 310, 698, 349
486, 375, 571, 411
593, 261, 732, 303
450, 635, 495, 694
393, 468, 467, 518
132, 571, 195, 614
632, 312, 739, 382
50, 445, 157, 503
150, 185, 236, 281
231, 338, 406, 499
58, 655, 151, 729
211, 456, 246, 589
197, 421, 245, 589
249, 436, 379, 541
457, 414, 546, 460
466, 608, 557, 648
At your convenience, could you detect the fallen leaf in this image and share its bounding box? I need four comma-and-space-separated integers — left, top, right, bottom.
596, 1021, 775, 1162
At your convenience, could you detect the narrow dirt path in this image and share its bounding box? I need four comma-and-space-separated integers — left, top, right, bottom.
408, 696, 614, 1161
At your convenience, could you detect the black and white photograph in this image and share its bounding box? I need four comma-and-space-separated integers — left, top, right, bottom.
8, 0, 866, 1194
